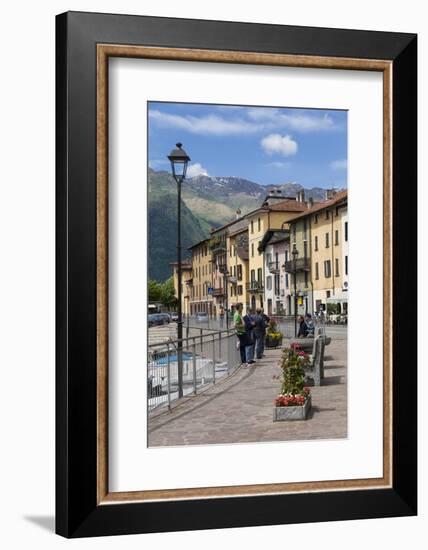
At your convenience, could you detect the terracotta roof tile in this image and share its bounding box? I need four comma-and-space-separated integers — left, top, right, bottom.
286, 190, 348, 222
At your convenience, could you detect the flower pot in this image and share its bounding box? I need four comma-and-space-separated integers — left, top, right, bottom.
273, 395, 312, 421
265, 335, 283, 349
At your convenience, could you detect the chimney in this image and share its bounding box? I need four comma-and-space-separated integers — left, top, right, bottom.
296, 190, 305, 202
306, 197, 314, 209
235, 208, 241, 219
325, 188, 337, 201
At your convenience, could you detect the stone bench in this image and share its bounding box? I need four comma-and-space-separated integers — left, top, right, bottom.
303, 335, 325, 386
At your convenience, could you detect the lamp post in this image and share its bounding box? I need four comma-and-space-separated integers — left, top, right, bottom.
223, 268, 230, 330
168, 142, 190, 399
292, 244, 299, 337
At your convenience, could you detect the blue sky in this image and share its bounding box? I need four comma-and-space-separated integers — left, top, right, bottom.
148, 102, 347, 189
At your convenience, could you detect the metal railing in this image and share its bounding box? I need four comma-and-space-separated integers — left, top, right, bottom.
246, 281, 264, 292
283, 257, 310, 272
148, 328, 240, 414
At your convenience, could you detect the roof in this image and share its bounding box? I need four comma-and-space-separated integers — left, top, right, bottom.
187, 237, 210, 250
286, 190, 348, 223
170, 260, 192, 269
258, 229, 290, 252
268, 200, 309, 212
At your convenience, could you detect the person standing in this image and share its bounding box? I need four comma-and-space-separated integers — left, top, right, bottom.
254, 308, 268, 359
219, 306, 225, 329
233, 303, 249, 365
243, 309, 256, 364
297, 315, 308, 338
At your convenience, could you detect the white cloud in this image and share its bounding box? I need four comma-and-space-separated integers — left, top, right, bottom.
149, 107, 341, 137
149, 110, 257, 135
248, 108, 336, 132
266, 161, 291, 168
261, 134, 298, 157
330, 159, 348, 170
187, 162, 210, 178
149, 159, 169, 169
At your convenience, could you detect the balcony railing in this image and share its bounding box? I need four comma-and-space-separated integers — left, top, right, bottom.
268, 261, 280, 273
212, 288, 226, 297
283, 257, 310, 273
246, 281, 264, 293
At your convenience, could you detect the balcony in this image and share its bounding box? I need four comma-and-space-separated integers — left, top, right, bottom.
283, 257, 310, 273
268, 261, 280, 274
212, 287, 226, 297
246, 281, 264, 293
228, 276, 237, 284
209, 237, 227, 255
217, 263, 228, 274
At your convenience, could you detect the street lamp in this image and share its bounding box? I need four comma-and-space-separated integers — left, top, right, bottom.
168, 142, 190, 399
292, 244, 299, 337
223, 268, 230, 330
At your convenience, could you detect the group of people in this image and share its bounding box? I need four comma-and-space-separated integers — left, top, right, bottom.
233, 303, 270, 366
297, 313, 315, 338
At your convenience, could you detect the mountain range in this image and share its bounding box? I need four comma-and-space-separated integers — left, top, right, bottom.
148, 167, 341, 281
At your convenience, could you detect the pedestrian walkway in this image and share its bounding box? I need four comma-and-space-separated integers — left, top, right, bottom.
148, 339, 347, 446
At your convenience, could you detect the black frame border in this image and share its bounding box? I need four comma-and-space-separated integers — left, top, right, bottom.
56, 11, 417, 538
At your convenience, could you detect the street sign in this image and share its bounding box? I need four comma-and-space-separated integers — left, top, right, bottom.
207, 287, 213, 295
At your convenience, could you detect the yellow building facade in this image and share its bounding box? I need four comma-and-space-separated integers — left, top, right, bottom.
286, 190, 348, 315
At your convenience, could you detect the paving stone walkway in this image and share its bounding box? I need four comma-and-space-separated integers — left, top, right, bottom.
148, 338, 347, 446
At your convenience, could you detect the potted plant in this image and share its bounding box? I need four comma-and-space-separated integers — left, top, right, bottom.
273, 345, 312, 421
265, 319, 283, 348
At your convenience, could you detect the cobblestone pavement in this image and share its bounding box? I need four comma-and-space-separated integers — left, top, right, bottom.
148, 338, 347, 446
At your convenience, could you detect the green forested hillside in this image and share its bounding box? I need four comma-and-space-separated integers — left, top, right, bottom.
148, 175, 207, 281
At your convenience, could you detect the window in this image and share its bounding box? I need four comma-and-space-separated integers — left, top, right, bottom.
304, 271, 308, 288
315, 262, 319, 280
258, 240, 262, 255
258, 217, 261, 231
251, 220, 254, 233
285, 250, 289, 262
303, 241, 308, 258
285, 273, 289, 288
237, 285, 243, 296
325, 232, 330, 248
324, 260, 331, 278
237, 264, 242, 280
314, 214, 318, 224
257, 268, 263, 282
345, 255, 348, 275
251, 243, 254, 257
326, 290, 331, 299
266, 253, 272, 265
345, 221, 348, 242
314, 235, 318, 251
274, 274, 280, 295
325, 210, 330, 220
335, 258, 340, 276
335, 229, 339, 245
266, 276, 272, 290
250, 269, 255, 282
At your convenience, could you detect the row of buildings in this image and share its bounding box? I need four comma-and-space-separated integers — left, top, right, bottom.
172, 188, 348, 318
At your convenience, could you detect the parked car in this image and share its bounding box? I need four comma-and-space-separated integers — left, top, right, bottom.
195, 311, 208, 322
148, 313, 168, 327
170, 312, 179, 322
158, 313, 171, 324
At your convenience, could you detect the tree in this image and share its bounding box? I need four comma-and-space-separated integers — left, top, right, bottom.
160, 277, 178, 308
148, 279, 162, 302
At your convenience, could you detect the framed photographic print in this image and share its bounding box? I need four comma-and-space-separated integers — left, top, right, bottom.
56, 11, 417, 538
